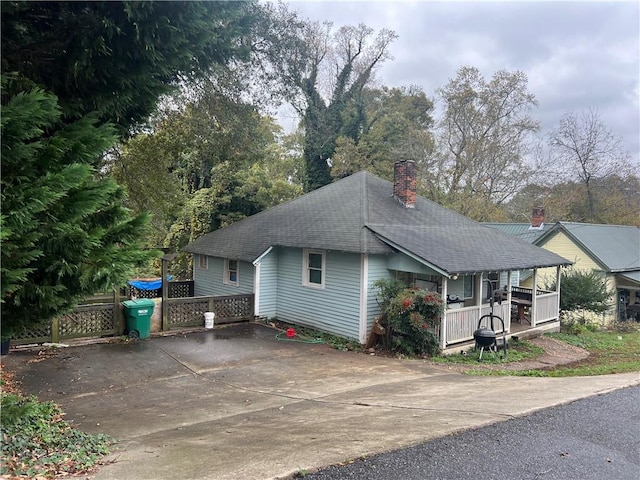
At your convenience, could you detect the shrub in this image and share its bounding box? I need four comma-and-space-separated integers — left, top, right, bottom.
385, 289, 444, 357
547, 268, 612, 315
1, 392, 113, 478
560, 315, 599, 335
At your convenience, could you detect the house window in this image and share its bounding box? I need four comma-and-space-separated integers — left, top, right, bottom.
462, 275, 473, 299
449, 275, 474, 300
199, 255, 208, 270
303, 249, 325, 288
224, 259, 239, 286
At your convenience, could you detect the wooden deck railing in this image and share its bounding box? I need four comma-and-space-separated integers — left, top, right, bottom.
444, 302, 510, 345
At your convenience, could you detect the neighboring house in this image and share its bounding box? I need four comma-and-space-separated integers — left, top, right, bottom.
533, 222, 640, 323
484, 207, 551, 286
184, 161, 572, 350
487, 216, 640, 323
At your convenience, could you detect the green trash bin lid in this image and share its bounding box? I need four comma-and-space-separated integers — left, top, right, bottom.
122, 299, 156, 309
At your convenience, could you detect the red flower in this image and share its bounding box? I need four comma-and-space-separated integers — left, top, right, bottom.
402, 298, 412, 308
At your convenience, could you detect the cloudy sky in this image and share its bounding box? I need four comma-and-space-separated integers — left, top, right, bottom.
287, 0, 640, 164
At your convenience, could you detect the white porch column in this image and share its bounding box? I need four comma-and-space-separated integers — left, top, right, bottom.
440, 278, 448, 350
555, 266, 562, 321
507, 271, 513, 331
531, 268, 538, 327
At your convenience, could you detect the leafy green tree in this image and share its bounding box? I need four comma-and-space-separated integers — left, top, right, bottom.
547, 268, 612, 316
1, 1, 258, 333
1, 85, 154, 335
331, 85, 435, 181
110, 85, 303, 278
257, 6, 397, 191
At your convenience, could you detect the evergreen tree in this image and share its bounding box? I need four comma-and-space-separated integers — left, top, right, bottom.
1, 1, 256, 133
1, 83, 154, 334
1, 1, 259, 334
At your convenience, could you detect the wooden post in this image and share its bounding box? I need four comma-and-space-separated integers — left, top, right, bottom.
51, 317, 59, 343
531, 268, 538, 327
114, 286, 124, 335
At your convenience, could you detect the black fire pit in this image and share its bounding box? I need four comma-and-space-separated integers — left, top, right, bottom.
474, 327, 497, 348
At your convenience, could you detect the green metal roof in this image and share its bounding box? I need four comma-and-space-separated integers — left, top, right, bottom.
536, 222, 640, 273
483, 222, 550, 244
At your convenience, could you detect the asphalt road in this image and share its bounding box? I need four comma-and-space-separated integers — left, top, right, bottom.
304, 385, 640, 480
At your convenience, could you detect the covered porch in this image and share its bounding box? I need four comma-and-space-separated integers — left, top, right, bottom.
438, 267, 563, 351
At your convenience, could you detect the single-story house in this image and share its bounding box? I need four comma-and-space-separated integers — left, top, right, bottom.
534, 222, 640, 322
487, 216, 640, 323
184, 161, 572, 349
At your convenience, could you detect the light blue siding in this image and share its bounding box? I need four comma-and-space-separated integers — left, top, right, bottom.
257, 248, 278, 318
194, 255, 254, 296
387, 253, 441, 276
365, 255, 394, 335
275, 248, 362, 340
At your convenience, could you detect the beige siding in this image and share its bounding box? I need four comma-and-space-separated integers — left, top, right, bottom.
532, 232, 600, 287
536, 232, 620, 324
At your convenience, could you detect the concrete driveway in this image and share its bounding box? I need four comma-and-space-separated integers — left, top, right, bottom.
4, 323, 639, 480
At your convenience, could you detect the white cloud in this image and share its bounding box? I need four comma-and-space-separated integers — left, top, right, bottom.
286, 0, 640, 163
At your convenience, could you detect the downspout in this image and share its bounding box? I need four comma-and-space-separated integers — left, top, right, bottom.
253, 262, 261, 317
252, 247, 274, 319
359, 254, 369, 344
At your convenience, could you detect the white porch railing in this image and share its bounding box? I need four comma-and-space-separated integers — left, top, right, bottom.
444, 302, 510, 345
534, 292, 560, 324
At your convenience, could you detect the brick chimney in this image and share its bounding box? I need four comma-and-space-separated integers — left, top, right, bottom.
530, 207, 545, 229
393, 160, 417, 208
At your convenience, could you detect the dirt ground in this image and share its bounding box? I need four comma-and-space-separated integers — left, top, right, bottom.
441, 336, 591, 372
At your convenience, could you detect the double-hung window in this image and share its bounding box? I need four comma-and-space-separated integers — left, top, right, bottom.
224, 259, 239, 286
303, 249, 325, 288
199, 255, 208, 270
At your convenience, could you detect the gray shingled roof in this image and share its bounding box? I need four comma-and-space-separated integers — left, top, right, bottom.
184, 171, 572, 274
535, 222, 640, 273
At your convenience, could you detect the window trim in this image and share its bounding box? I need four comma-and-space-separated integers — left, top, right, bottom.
199, 255, 208, 270
302, 249, 325, 289
449, 274, 474, 300
224, 258, 239, 286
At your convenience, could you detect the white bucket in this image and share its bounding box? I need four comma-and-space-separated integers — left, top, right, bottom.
204, 312, 215, 329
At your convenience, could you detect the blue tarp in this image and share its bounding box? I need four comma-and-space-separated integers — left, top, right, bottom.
128, 276, 173, 290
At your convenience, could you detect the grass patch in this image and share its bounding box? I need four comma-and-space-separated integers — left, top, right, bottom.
467, 323, 640, 377
432, 339, 545, 365
0, 392, 114, 478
